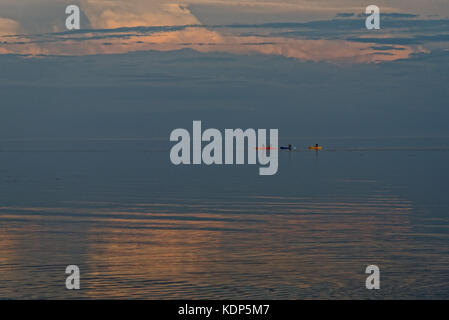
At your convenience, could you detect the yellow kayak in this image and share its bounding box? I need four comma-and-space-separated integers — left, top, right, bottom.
309, 146, 323, 150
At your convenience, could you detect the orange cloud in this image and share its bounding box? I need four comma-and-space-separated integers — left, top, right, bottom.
0, 18, 20, 36
0, 27, 418, 63
81, 0, 201, 28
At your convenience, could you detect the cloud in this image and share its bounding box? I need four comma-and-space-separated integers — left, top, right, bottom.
0, 18, 21, 36
80, 0, 201, 28
0, 25, 418, 63
1, 5, 445, 64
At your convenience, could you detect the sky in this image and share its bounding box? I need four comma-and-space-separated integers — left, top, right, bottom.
1, 0, 449, 60
0, 1, 449, 139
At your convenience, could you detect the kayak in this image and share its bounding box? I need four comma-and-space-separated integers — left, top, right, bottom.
309, 146, 323, 150
256, 146, 275, 150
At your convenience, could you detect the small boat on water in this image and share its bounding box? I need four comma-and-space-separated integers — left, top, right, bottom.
280, 144, 295, 151
256, 144, 276, 150
309, 144, 323, 150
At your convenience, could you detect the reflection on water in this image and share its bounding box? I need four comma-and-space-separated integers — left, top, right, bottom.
0, 139, 448, 299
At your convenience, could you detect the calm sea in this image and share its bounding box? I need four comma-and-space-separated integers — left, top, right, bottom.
0, 137, 448, 299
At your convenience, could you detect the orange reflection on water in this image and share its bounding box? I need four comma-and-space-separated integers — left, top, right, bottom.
2, 192, 439, 299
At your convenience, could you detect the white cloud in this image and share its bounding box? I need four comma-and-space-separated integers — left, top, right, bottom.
80, 0, 201, 28
0, 17, 21, 36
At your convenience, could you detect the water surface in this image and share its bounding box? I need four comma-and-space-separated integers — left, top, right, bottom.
0, 138, 448, 299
